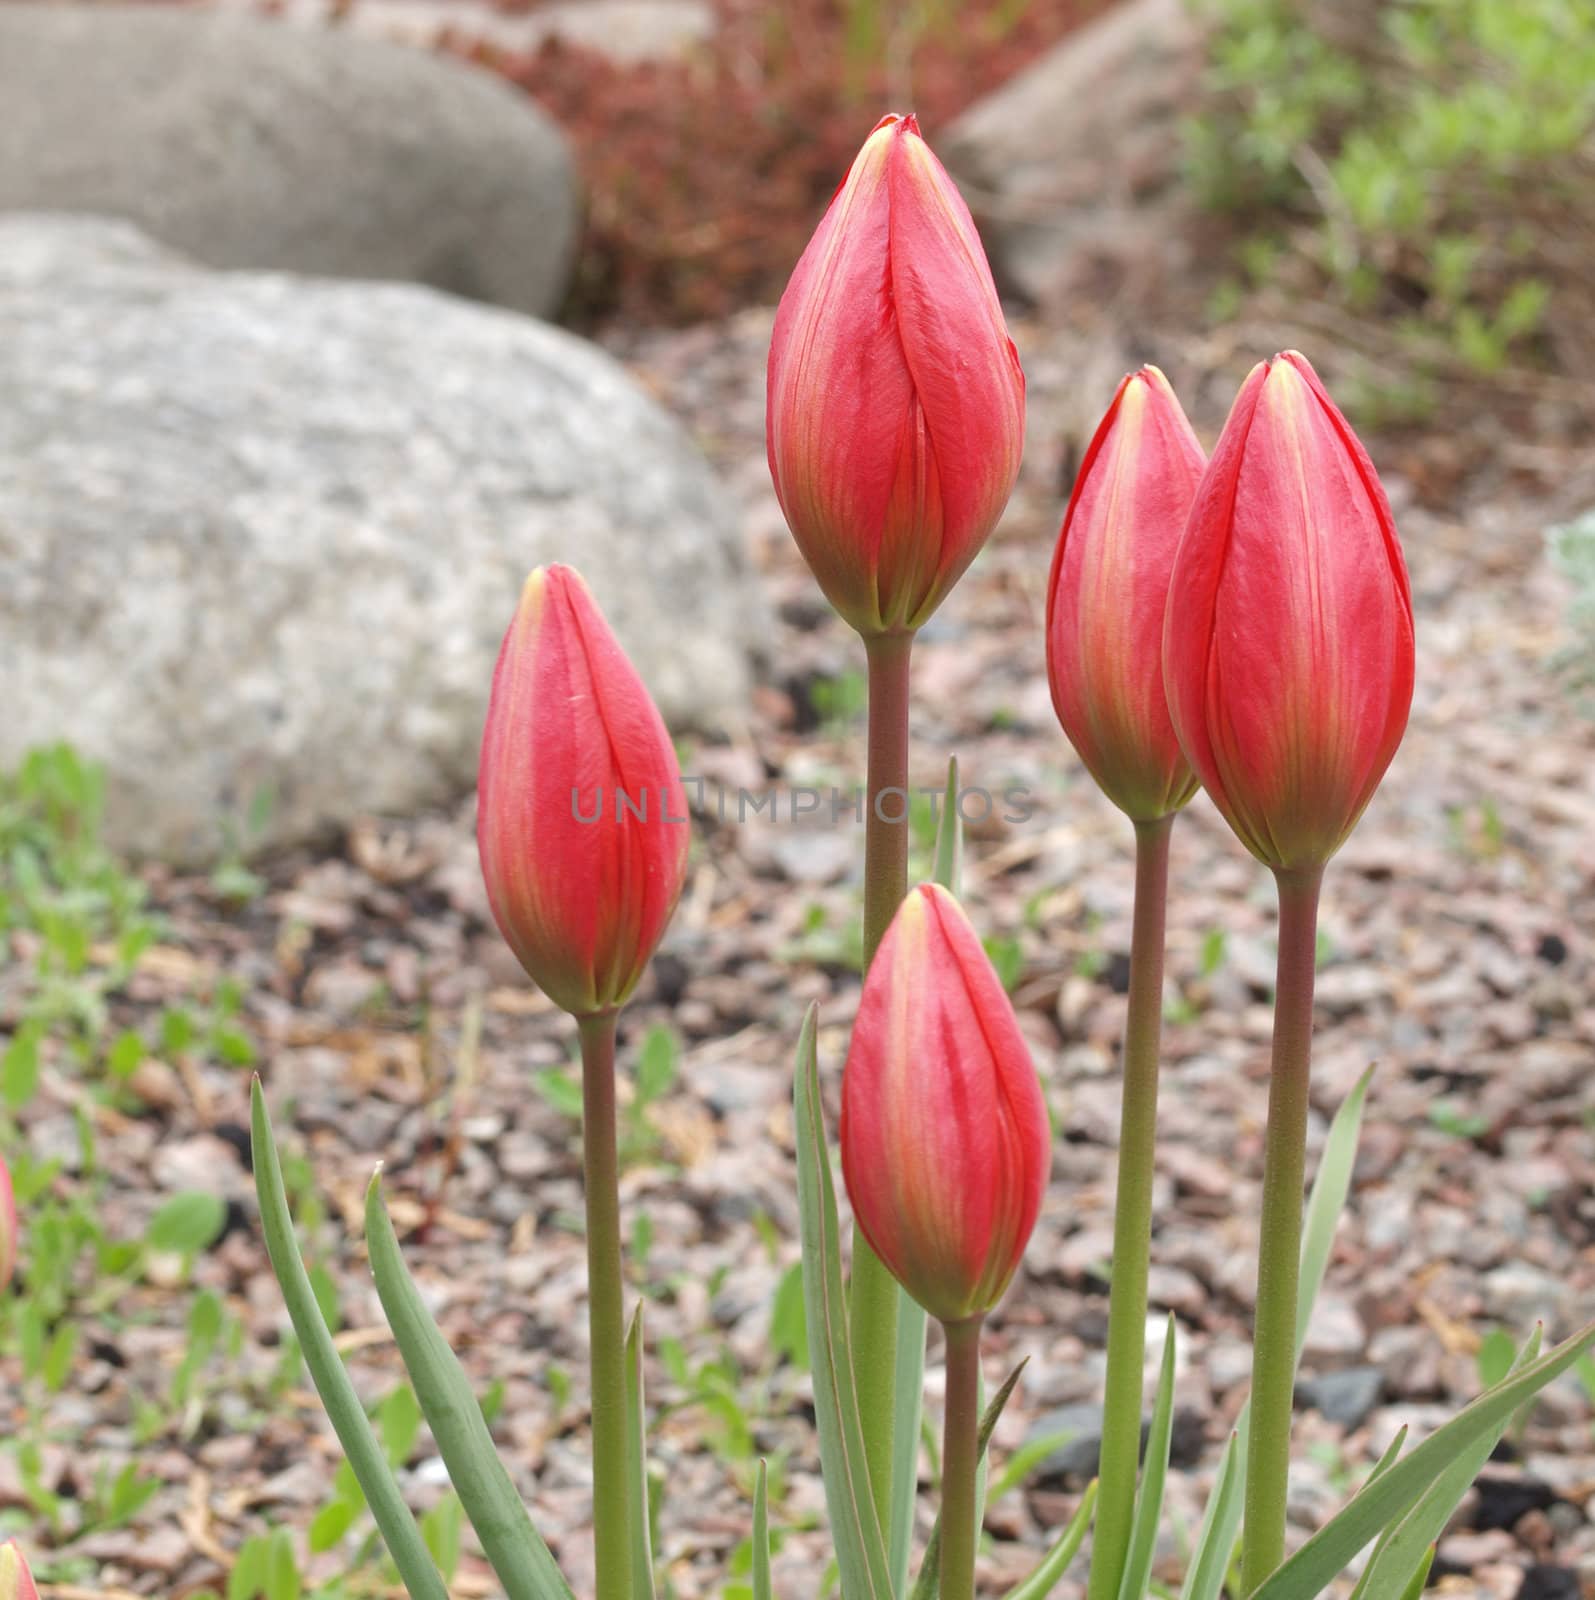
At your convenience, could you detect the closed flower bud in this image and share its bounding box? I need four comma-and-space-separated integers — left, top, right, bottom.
477, 566, 690, 1017
0, 1542, 39, 1600
840, 884, 1050, 1324
1046, 367, 1206, 820
0, 1152, 15, 1291
767, 113, 1026, 638
1163, 352, 1415, 871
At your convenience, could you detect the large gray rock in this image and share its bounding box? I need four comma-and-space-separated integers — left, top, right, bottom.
944, 0, 1203, 309
0, 217, 760, 864
0, 5, 577, 318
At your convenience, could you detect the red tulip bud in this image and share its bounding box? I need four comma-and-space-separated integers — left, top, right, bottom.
1163, 352, 1415, 871
1046, 366, 1206, 820
0, 1152, 15, 1291
0, 1543, 39, 1600
840, 884, 1050, 1323
477, 566, 690, 1017
767, 113, 1026, 638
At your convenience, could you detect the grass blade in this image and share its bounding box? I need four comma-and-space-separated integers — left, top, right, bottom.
625, 1305, 656, 1600
1178, 1433, 1239, 1600
753, 1460, 773, 1600
794, 1004, 895, 1600
932, 757, 963, 895
1116, 1315, 1177, 1600
1296, 1065, 1374, 1357
1007, 1480, 1099, 1600
249, 1080, 449, 1600
365, 1173, 573, 1600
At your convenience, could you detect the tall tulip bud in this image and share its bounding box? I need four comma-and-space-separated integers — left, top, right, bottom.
1163, 352, 1415, 872
0, 1543, 38, 1600
840, 884, 1050, 1324
477, 565, 690, 1018
1046, 367, 1206, 820
767, 113, 1026, 637
0, 1152, 15, 1291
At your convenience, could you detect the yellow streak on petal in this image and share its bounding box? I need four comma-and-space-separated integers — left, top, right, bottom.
0, 1546, 25, 1600
514, 567, 549, 638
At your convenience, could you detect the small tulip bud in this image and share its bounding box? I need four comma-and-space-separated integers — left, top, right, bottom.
0, 1152, 15, 1291
1046, 367, 1206, 820
0, 1542, 39, 1600
840, 884, 1051, 1323
1163, 352, 1415, 871
767, 113, 1026, 638
477, 566, 690, 1017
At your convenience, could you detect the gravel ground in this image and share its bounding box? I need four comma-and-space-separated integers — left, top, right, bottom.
5, 308, 1594, 1599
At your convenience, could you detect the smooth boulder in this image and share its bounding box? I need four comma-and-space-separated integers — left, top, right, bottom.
0, 5, 578, 318
0, 217, 761, 864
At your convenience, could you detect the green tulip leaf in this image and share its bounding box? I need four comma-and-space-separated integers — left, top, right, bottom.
1181, 1066, 1375, 1600
365, 1173, 573, 1600
753, 1460, 773, 1600
1354, 1330, 1540, 1600
1117, 1315, 1178, 1600
1253, 1317, 1595, 1600
932, 756, 963, 896
906, 1359, 1028, 1600
249, 1080, 449, 1600
1006, 1479, 1099, 1600
1178, 1432, 1240, 1600
625, 1304, 657, 1600
887, 755, 966, 1594
794, 1004, 896, 1600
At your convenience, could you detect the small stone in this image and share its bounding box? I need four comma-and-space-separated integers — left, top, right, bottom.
1301, 1294, 1367, 1361
1482, 1263, 1561, 1322
1295, 1366, 1384, 1429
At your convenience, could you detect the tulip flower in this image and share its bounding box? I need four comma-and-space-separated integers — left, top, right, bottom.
1162, 350, 1415, 872
1046, 365, 1206, 822
766, 113, 1026, 639
1048, 365, 1206, 1600
840, 884, 1050, 1325
770, 109, 1026, 1516
478, 563, 689, 1600
0, 1151, 15, 1291
0, 1543, 38, 1600
477, 564, 690, 1020
1162, 352, 1414, 1587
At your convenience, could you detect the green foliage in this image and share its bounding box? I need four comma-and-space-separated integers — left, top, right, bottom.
1548, 511, 1595, 708
1189, 0, 1595, 387
535, 1024, 685, 1167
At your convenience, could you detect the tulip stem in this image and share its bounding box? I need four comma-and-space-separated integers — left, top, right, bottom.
578, 1011, 634, 1600
1087, 813, 1175, 1600
851, 628, 915, 1530
1241, 867, 1324, 1594
940, 1317, 985, 1600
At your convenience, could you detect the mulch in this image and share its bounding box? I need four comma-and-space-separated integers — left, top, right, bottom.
6, 293, 1594, 1598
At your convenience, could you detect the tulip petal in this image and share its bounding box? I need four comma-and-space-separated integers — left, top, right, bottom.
477, 566, 689, 1016
1164, 354, 1414, 870
768, 116, 1025, 636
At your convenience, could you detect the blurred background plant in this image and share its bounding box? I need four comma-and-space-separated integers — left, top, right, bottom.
1185, 0, 1595, 425
452, 0, 1113, 324
1548, 509, 1595, 710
